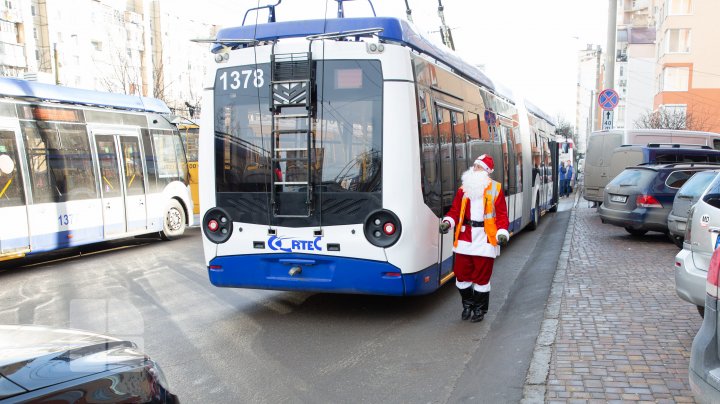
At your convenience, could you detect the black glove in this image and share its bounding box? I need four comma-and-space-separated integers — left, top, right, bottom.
498, 234, 508, 247
439, 221, 451, 234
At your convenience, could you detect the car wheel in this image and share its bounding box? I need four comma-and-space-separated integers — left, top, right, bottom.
698, 305, 705, 318
624, 227, 647, 236
161, 199, 186, 241
670, 235, 684, 248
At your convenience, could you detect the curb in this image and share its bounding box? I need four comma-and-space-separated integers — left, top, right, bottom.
520, 192, 579, 403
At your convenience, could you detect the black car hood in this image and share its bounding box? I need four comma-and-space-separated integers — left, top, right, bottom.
0, 325, 146, 396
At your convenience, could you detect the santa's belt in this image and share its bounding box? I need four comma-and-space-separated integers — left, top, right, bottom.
463, 220, 484, 227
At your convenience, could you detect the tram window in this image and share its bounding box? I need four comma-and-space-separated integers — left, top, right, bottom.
22, 121, 97, 203
452, 111, 467, 189
315, 60, 382, 192
437, 106, 454, 212
0, 130, 25, 207
467, 112, 481, 141
141, 129, 158, 192
95, 135, 122, 198
153, 131, 185, 190
120, 137, 145, 196
512, 126, 523, 191
417, 87, 441, 216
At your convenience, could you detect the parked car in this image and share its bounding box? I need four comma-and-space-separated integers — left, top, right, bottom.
584, 129, 720, 203
668, 170, 719, 247
0, 325, 178, 403
689, 247, 720, 403
598, 163, 720, 236
675, 172, 720, 316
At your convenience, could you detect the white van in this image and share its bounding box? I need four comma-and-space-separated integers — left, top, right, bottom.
583, 129, 720, 203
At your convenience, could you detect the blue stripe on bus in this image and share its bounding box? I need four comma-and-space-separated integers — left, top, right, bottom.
29, 227, 105, 253
208, 253, 443, 296
0, 236, 30, 250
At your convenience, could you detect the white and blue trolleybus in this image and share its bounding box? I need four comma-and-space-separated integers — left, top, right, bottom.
200, 5, 557, 295
0, 78, 194, 262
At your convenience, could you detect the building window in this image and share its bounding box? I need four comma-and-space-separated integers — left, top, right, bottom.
667, 0, 692, 15
661, 104, 687, 118
662, 67, 689, 91
91, 41, 102, 51
664, 28, 691, 53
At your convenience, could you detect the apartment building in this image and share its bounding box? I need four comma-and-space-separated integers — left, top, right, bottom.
0, 0, 217, 120
653, 0, 720, 132
614, 0, 656, 129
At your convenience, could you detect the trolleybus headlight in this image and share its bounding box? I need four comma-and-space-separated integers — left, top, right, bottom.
364, 210, 402, 248
203, 208, 233, 244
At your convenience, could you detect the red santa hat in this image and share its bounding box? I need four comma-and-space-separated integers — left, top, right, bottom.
474, 154, 494, 173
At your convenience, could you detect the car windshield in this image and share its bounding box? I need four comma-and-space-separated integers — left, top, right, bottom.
677, 171, 717, 197
609, 169, 655, 187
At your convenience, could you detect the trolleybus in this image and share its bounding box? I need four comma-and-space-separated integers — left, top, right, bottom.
0, 78, 193, 262
200, 7, 557, 295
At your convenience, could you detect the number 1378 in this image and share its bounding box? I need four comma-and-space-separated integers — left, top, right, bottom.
219, 69, 264, 90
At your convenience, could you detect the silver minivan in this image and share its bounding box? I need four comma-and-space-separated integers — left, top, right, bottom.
675, 172, 720, 316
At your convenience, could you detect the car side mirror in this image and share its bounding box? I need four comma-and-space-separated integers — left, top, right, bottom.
703, 193, 720, 209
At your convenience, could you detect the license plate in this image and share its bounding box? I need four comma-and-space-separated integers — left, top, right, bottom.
677, 222, 686, 231
610, 194, 627, 203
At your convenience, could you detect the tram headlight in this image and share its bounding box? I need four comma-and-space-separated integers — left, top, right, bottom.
364, 210, 402, 248
203, 207, 233, 244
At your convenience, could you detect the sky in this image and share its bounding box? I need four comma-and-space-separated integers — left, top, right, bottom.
192, 0, 610, 122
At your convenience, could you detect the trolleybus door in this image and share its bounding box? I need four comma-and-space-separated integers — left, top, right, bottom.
94, 134, 126, 236
500, 125, 518, 232
0, 128, 30, 257
436, 105, 458, 281
118, 135, 147, 233
92, 132, 148, 237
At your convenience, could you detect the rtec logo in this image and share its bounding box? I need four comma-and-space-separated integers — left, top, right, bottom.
268, 236, 322, 253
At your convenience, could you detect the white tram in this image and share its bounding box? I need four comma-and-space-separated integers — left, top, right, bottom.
0, 78, 194, 262
200, 11, 558, 295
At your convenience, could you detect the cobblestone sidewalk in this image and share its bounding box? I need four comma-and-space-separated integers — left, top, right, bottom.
527, 200, 702, 403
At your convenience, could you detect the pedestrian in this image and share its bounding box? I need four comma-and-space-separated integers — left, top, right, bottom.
559, 161, 567, 197
566, 160, 574, 195
439, 155, 510, 322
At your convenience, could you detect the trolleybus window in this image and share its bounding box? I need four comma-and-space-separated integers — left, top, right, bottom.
213, 60, 382, 193
417, 87, 441, 216
0, 130, 24, 207
21, 121, 97, 203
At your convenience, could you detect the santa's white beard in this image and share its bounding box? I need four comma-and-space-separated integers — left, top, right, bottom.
461, 169, 491, 199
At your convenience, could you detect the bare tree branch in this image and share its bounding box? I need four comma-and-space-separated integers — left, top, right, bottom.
634, 108, 713, 132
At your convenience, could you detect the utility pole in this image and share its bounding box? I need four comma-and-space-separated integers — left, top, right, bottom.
437, 0, 455, 50
604, 0, 617, 91
594, 45, 603, 130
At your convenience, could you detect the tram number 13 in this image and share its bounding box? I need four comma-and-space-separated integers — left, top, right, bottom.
58, 214, 74, 226
219, 69, 264, 90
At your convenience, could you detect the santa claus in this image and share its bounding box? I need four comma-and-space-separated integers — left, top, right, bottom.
439, 154, 510, 322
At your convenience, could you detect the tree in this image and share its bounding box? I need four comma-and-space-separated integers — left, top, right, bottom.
555, 116, 575, 144
634, 108, 711, 132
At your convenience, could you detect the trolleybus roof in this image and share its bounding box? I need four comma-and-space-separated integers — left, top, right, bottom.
0, 77, 171, 113
215, 18, 499, 93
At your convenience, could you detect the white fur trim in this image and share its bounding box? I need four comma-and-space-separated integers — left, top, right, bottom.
443, 217, 455, 229
473, 282, 491, 292
456, 280, 472, 289
496, 229, 510, 241
474, 155, 494, 173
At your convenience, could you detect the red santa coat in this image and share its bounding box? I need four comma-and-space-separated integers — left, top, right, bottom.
442, 180, 510, 258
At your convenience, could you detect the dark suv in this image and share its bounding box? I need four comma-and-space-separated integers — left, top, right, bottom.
598, 163, 720, 236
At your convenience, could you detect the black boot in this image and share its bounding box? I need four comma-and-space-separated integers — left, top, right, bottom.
471, 291, 489, 323
458, 287, 473, 321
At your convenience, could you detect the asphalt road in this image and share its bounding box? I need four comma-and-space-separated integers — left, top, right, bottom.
0, 208, 570, 403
